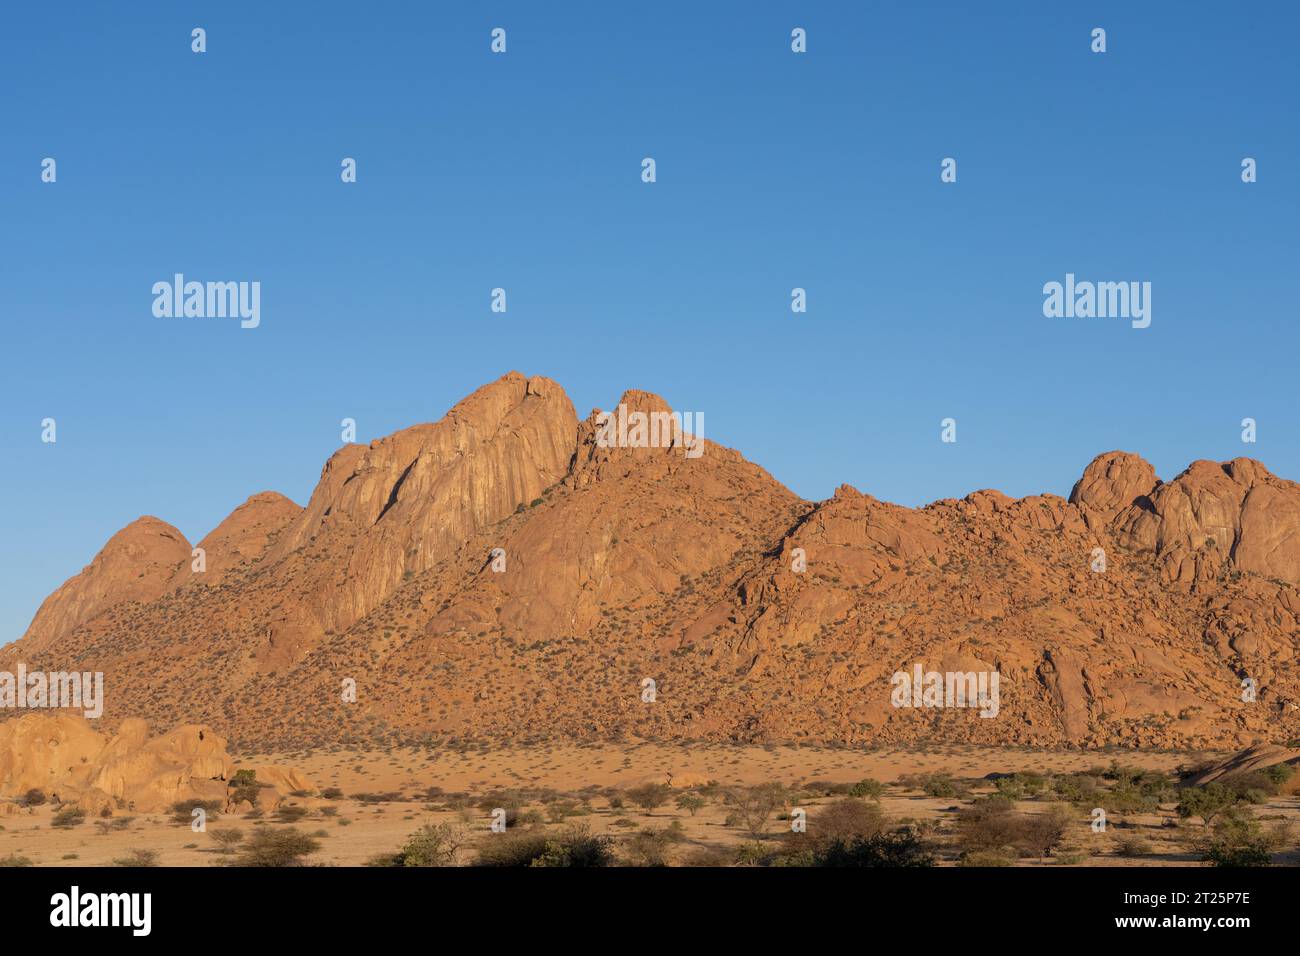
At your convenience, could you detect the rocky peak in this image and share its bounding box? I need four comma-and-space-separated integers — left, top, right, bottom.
1069, 451, 1159, 528
17, 516, 191, 654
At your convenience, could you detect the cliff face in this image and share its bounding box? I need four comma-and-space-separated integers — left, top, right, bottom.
7, 374, 1300, 752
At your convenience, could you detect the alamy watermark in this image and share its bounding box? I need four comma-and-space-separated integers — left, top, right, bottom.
595, 403, 704, 458
0, 664, 103, 718
152, 274, 261, 328
891, 664, 999, 718
1043, 273, 1150, 329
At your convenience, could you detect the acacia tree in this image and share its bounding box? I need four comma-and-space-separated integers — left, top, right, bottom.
1177, 784, 1237, 828
626, 783, 672, 815
729, 783, 787, 839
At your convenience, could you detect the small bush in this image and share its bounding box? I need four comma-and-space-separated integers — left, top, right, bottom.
848, 779, 885, 801
624, 827, 676, 866
113, 849, 159, 867
958, 850, 1014, 867
1115, 836, 1152, 857
395, 823, 464, 867
477, 826, 612, 867
798, 798, 884, 851
51, 807, 86, 829
1199, 808, 1287, 867
625, 783, 672, 815
675, 793, 706, 816
170, 799, 222, 825
1262, 763, 1294, 786
956, 795, 1017, 853
812, 827, 934, 867
209, 828, 245, 854
232, 827, 321, 866
922, 773, 958, 798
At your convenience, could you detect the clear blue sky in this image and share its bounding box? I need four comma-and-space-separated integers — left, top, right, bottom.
2, 1, 1296, 641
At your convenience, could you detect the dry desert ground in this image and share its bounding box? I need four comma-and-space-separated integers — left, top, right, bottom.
7, 741, 1297, 868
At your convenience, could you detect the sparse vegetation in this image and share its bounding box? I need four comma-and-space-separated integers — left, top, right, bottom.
625, 783, 672, 815
113, 849, 160, 867
725, 783, 787, 839
675, 793, 706, 816
1199, 807, 1289, 867
51, 807, 86, 829
476, 825, 613, 867
209, 828, 245, 854
232, 827, 321, 866
393, 823, 465, 867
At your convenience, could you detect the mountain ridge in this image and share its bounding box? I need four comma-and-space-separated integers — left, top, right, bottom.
6, 371, 1300, 753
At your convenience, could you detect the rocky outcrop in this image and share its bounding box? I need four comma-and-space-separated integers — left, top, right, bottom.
0, 714, 313, 813
1183, 742, 1300, 791
19, 518, 191, 656
1113, 458, 1300, 589
0, 715, 230, 812
1069, 451, 1158, 529
169, 491, 302, 589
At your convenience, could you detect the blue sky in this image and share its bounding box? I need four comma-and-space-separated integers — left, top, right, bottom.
2, 1, 1296, 641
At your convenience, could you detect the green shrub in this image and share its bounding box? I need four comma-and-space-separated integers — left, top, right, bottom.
1260, 763, 1294, 786
625, 783, 672, 814
922, 773, 958, 798
1177, 783, 1237, 827
848, 779, 885, 800
395, 823, 463, 867
812, 827, 934, 867
476, 826, 611, 867
734, 841, 775, 866
624, 827, 676, 866
1200, 808, 1286, 867
675, 793, 706, 816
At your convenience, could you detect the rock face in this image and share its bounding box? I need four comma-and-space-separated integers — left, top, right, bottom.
0, 714, 312, 813
19, 518, 191, 657
1069, 451, 1158, 528
6, 373, 1300, 752
264, 372, 578, 633
1184, 743, 1300, 792
0, 714, 230, 812
1113, 458, 1300, 589
169, 492, 302, 589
